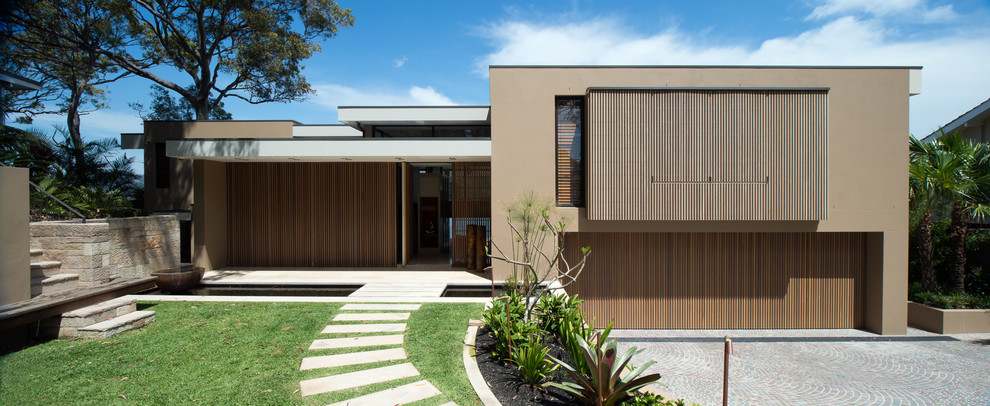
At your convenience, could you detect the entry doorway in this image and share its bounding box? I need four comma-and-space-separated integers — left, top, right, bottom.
407, 164, 452, 265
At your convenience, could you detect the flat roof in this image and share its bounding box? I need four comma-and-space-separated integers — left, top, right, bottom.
0, 70, 43, 90
490, 65, 924, 69
166, 138, 491, 162
337, 106, 491, 130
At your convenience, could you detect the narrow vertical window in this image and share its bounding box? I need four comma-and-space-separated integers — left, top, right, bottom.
155, 142, 169, 189
556, 97, 584, 206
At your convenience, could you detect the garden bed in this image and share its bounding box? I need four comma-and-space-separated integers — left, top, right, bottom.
475, 325, 577, 405
908, 301, 990, 334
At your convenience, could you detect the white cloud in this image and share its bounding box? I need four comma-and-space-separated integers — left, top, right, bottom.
922, 5, 959, 22
809, 0, 921, 19
394, 56, 408, 68
310, 83, 456, 108
476, 16, 990, 137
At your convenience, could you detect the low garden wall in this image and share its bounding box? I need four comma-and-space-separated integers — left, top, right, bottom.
30, 215, 180, 287
907, 301, 990, 334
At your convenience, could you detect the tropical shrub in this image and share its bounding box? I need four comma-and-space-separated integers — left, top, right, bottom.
548, 332, 660, 406
624, 392, 691, 406
483, 289, 537, 361
510, 335, 559, 387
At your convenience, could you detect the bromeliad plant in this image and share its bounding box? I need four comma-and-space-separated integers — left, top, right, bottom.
548, 332, 661, 406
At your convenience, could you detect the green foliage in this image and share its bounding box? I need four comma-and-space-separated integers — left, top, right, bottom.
623, 392, 692, 406
535, 292, 583, 335
510, 335, 559, 387
483, 289, 537, 361
548, 332, 661, 406
910, 284, 990, 309
909, 213, 990, 300
130, 86, 232, 121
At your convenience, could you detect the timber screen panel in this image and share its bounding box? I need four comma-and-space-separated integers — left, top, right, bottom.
452, 162, 491, 267
556, 97, 584, 207
562, 232, 865, 329
227, 162, 397, 267
587, 89, 826, 221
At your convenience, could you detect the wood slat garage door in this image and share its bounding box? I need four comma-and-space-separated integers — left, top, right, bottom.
227, 162, 397, 267
563, 232, 864, 329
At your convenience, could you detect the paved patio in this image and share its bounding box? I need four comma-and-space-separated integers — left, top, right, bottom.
200, 267, 492, 286
613, 329, 990, 405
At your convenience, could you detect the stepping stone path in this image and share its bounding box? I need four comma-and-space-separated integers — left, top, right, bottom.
348, 282, 447, 298
299, 302, 456, 405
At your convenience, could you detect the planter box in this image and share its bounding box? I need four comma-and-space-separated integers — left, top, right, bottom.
908, 301, 990, 334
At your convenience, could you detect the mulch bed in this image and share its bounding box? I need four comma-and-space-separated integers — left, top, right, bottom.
475, 325, 579, 405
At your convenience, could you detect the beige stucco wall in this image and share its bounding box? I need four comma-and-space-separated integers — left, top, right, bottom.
30, 216, 180, 286
144, 121, 294, 212
0, 167, 30, 305
489, 66, 913, 334
192, 160, 227, 270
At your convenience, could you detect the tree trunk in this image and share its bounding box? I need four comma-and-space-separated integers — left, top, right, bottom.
918, 214, 938, 292
194, 98, 210, 120
66, 82, 85, 185
949, 205, 968, 293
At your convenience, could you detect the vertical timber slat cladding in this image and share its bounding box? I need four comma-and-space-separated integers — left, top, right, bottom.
586, 89, 827, 221
227, 162, 396, 267
562, 232, 865, 329
452, 162, 492, 267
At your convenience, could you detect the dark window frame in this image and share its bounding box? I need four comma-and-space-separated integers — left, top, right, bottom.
155, 142, 170, 189
555, 96, 585, 207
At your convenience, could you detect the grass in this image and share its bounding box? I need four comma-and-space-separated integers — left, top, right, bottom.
0, 301, 484, 405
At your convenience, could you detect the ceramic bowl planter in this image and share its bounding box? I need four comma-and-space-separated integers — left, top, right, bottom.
152, 265, 205, 293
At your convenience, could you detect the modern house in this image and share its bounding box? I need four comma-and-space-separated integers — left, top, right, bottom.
123, 66, 921, 334
920, 97, 990, 143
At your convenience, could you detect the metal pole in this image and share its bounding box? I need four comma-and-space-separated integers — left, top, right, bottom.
723, 336, 732, 406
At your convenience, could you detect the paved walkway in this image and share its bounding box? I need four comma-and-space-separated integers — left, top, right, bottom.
298, 303, 456, 405
614, 329, 990, 405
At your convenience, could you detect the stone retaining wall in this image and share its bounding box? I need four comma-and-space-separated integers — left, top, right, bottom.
30, 215, 180, 287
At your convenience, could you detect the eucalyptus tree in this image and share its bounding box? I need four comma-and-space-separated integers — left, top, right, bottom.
95, 0, 354, 120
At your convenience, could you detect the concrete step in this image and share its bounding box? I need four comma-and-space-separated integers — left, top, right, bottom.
58, 297, 138, 337
30, 248, 44, 258
326, 380, 441, 406
321, 323, 406, 334
333, 312, 410, 322
77, 310, 155, 339
30, 261, 63, 278
30, 273, 79, 296
341, 303, 422, 311
300, 347, 407, 371
309, 334, 404, 350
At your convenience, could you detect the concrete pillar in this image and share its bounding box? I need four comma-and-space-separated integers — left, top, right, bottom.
1, 167, 30, 305
193, 160, 227, 270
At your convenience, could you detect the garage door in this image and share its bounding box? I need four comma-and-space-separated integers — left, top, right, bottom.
563, 232, 864, 329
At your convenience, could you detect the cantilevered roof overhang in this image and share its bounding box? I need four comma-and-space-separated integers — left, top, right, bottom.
166, 138, 491, 162
337, 106, 491, 129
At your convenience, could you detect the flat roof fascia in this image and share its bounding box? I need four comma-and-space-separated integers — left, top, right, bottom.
0, 70, 43, 90
166, 138, 491, 162
337, 106, 491, 129
120, 133, 145, 149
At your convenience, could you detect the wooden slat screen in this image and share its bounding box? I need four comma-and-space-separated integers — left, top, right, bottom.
227, 162, 397, 267
587, 89, 827, 221
562, 232, 864, 329
556, 97, 584, 206
452, 162, 491, 267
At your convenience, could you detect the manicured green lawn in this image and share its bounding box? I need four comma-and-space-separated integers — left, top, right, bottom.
0, 301, 484, 405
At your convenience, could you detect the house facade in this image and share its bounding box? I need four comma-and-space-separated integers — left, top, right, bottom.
124, 66, 921, 334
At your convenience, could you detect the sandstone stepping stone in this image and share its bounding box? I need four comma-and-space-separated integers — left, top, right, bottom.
322, 323, 406, 334
349, 291, 443, 297
341, 304, 422, 311
309, 334, 404, 350
439, 403, 457, 406
333, 312, 410, 322
300, 348, 406, 370
326, 380, 441, 406
299, 363, 420, 397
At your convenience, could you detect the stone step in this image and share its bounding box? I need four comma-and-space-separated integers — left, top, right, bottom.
30, 273, 79, 296
30, 248, 44, 257
77, 310, 155, 339
333, 312, 410, 322
309, 334, 404, 350
30, 260, 63, 278
341, 303, 422, 311
58, 297, 138, 337
326, 380, 442, 406
299, 363, 420, 397
300, 347, 406, 371
322, 323, 406, 334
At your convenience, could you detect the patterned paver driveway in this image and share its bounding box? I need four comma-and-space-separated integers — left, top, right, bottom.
614, 329, 990, 405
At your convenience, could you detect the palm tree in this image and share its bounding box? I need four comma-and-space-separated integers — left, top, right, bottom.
910, 132, 990, 293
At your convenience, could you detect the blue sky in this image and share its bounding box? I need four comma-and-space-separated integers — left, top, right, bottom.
13, 0, 990, 171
